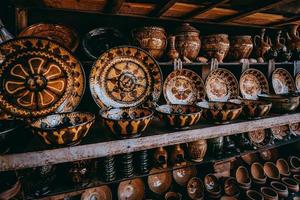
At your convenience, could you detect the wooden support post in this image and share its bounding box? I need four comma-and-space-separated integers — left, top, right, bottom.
15, 7, 28, 33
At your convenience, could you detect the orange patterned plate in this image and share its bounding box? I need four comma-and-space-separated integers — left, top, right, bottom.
89, 46, 162, 109
272, 68, 296, 94
163, 69, 205, 105
205, 68, 239, 101
296, 72, 300, 92
0, 37, 85, 118
240, 68, 269, 100
18, 23, 79, 52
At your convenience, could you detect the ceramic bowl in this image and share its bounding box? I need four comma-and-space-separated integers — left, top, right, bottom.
270, 181, 289, 199
258, 93, 300, 113
220, 196, 238, 200
165, 191, 182, 200
288, 156, 300, 173
100, 107, 153, 138
204, 174, 221, 198
224, 177, 240, 197
81, 185, 112, 200
260, 187, 278, 200
236, 166, 251, 189
282, 177, 299, 193
31, 112, 95, 146
148, 168, 172, 195
172, 164, 197, 186
251, 162, 267, 185
263, 162, 280, 181
196, 101, 243, 124
276, 158, 290, 177
187, 177, 204, 200
246, 190, 264, 200
241, 153, 259, 165
118, 178, 144, 200
155, 104, 202, 129
187, 139, 207, 162
259, 148, 278, 162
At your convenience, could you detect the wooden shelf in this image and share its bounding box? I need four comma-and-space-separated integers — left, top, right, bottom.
1, 113, 300, 172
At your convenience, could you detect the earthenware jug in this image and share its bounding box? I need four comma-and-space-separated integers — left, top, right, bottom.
254, 29, 272, 59
171, 144, 185, 164
167, 36, 179, 60
202, 34, 230, 62
154, 147, 168, 168
228, 35, 253, 61
187, 139, 207, 162
286, 24, 300, 51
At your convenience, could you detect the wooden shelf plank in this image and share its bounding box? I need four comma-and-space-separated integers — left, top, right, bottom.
149, 0, 178, 17
103, 0, 125, 14
1, 113, 300, 172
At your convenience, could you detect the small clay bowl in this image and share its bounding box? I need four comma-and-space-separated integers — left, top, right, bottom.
259, 148, 278, 162
276, 158, 290, 177
165, 191, 182, 200
81, 185, 112, 200
260, 187, 278, 200
251, 162, 267, 185
246, 190, 264, 200
288, 156, 300, 173
118, 178, 144, 200
241, 152, 259, 165
220, 196, 238, 200
147, 168, 172, 195
196, 101, 243, 124
264, 162, 280, 181
204, 174, 221, 197
100, 107, 153, 138
224, 177, 240, 197
270, 181, 289, 199
282, 177, 299, 193
293, 174, 300, 184
187, 177, 204, 200
155, 104, 202, 129
236, 166, 251, 189
172, 164, 197, 186
31, 112, 95, 146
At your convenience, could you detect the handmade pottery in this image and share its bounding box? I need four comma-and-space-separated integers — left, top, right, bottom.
224, 177, 240, 197
239, 68, 269, 100
276, 158, 290, 177
272, 68, 296, 94
248, 129, 271, 149
120, 153, 134, 178
230, 99, 271, 119
81, 185, 112, 200
118, 178, 144, 200
208, 137, 224, 157
0, 37, 85, 118
259, 148, 278, 162
30, 112, 95, 146
136, 150, 149, 174
241, 153, 259, 165
205, 68, 239, 101
171, 144, 185, 164
99, 107, 153, 138
286, 24, 300, 51
89, 46, 162, 109
223, 136, 237, 154
148, 168, 172, 195
293, 174, 300, 184
220, 196, 237, 200
290, 122, 300, 135
270, 125, 289, 140
254, 29, 272, 59
174, 23, 201, 61
19, 23, 78, 52
187, 139, 207, 162
204, 174, 221, 198
196, 101, 242, 124
296, 72, 300, 91
155, 104, 202, 129
0, 19, 13, 45
282, 177, 299, 193
234, 133, 252, 151
154, 147, 168, 168
228, 35, 253, 61
0, 172, 21, 200
163, 69, 205, 105
246, 190, 264, 200
236, 166, 251, 190
202, 34, 230, 62
187, 177, 204, 200
270, 181, 289, 199
274, 30, 291, 62
165, 191, 182, 200
102, 156, 116, 182
173, 163, 197, 186
132, 26, 167, 59
167, 36, 179, 60
251, 162, 267, 185
82, 27, 125, 59
68, 160, 90, 184
260, 187, 278, 200
288, 156, 300, 173
263, 162, 280, 181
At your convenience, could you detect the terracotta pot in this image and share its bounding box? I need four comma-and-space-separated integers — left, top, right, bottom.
187, 139, 207, 162
68, 160, 90, 184
171, 144, 185, 164
81, 185, 112, 200
174, 23, 201, 61
263, 162, 280, 181
202, 34, 230, 62
276, 158, 290, 177
251, 162, 267, 185
220, 196, 238, 200
172, 163, 197, 186
154, 147, 168, 168
132, 26, 167, 59
286, 25, 300, 51
148, 168, 172, 195
228, 35, 253, 61
282, 177, 299, 193
259, 148, 278, 162
288, 156, 300, 173
253, 29, 272, 59
236, 166, 251, 189
261, 187, 278, 200
241, 153, 259, 165
165, 191, 182, 200
187, 177, 204, 200
118, 178, 144, 200
204, 174, 221, 198
246, 190, 264, 200
208, 137, 224, 157
270, 181, 288, 199
224, 177, 240, 197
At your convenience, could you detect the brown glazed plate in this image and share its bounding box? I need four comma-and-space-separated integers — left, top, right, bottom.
18, 23, 79, 52
272, 68, 296, 94
270, 125, 289, 140
290, 123, 300, 135
240, 68, 269, 100
163, 69, 205, 105
248, 129, 272, 148
89, 46, 162, 109
205, 68, 239, 101
0, 37, 85, 118
296, 72, 300, 92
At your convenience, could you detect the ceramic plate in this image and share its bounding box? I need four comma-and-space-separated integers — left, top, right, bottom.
270, 125, 289, 140
205, 68, 239, 101
248, 129, 272, 148
0, 37, 85, 118
163, 69, 205, 104
239, 68, 269, 100
272, 68, 296, 94
89, 46, 162, 109
289, 123, 300, 135
296, 72, 300, 92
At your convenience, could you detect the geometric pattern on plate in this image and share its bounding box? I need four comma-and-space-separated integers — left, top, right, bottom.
295, 72, 300, 92
272, 68, 296, 94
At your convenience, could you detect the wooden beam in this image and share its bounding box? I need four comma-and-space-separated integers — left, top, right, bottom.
149, 0, 178, 17
268, 15, 300, 27
181, 0, 229, 20
217, 0, 296, 23
103, 0, 125, 14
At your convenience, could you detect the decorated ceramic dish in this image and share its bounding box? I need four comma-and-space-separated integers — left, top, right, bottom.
258, 93, 299, 113
205, 68, 239, 101
248, 129, 272, 148
289, 123, 300, 135
0, 37, 85, 118
270, 125, 289, 140
90, 46, 162, 109
296, 72, 300, 92
163, 69, 205, 105
18, 23, 79, 52
272, 68, 296, 94
239, 68, 269, 100
81, 185, 112, 200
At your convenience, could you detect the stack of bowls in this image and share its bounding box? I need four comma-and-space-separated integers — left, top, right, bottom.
251, 162, 267, 185
236, 166, 251, 190
204, 174, 222, 199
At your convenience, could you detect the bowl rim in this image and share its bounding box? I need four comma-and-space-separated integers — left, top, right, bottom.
196, 101, 243, 112
99, 107, 154, 122
155, 104, 203, 116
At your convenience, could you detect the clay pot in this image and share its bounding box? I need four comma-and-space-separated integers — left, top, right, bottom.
202, 34, 230, 62
276, 158, 290, 177
187, 139, 207, 162
241, 153, 259, 165
132, 26, 167, 59
172, 163, 197, 186
171, 144, 185, 164
261, 187, 278, 200
148, 168, 172, 195
263, 162, 280, 181
236, 166, 251, 190
174, 23, 201, 61
270, 181, 289, 199
246, 190, 264, 200
118, 178, 144, 200
228, 35, 253, 61
220, 196, 238, 200
165, 191, 182, 200
204, 174, 221, 198
282, 177, 299, 193
187, 177, 204, 200
81, 185, 112, 200
224, 177, 240, 197
251, 162, 267, 185
286, 25, 300, 51
288, 156, 300, 173
293, 174, 300, 184
259, 149, 278, 162
167, 36, 179, 60
154, 147, 168, 168
253, 29, 272, 59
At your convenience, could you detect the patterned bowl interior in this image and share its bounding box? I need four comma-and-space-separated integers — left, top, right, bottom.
100, 108, 153, 120
197, 101, 242, 111
155, 104, 202, 115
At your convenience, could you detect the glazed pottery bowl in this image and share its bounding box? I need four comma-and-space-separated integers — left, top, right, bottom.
202, 34, 230, 62
263, 162, 280, 181
81, 185, 112, 200
187, 139, 207, 162
118, 178, 144, 200
271, 181, 289, 198
224, 177, 240, 197
155, 104, 202, 129
196, 101, 243, 124
246, 190, 264, 200
187, 177, 204, 200
282, 177, 299, 193
259, 148, 278, 162
261, 187, 278, 200
289, 156, 300, 173
172, 164, 197, 186
100, 107, 153, 138
251, 162, 267, 185
31, 112, 95, 146
276, 158, 290, 177
220, 196, 238, 200
241, 152, 259, 165
204, 174, 221, 197
148, 168, 172, 195
165, 191, 182, 200
258, 93, 299, 113
236, 166, 251, 189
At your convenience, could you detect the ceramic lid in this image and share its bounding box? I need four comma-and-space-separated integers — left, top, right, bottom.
175, 23, 199, 34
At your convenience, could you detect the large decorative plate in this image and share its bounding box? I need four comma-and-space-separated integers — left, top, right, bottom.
89, 46, 162, 109
18, 23, 79, 52
205, 68, 239, 101
163, 69, 205, 105
296, 72, 300, 92
248, 129, 272, 149
239, 68, 269, 100
272, 68, 296, 94
0, 37, 85, 118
